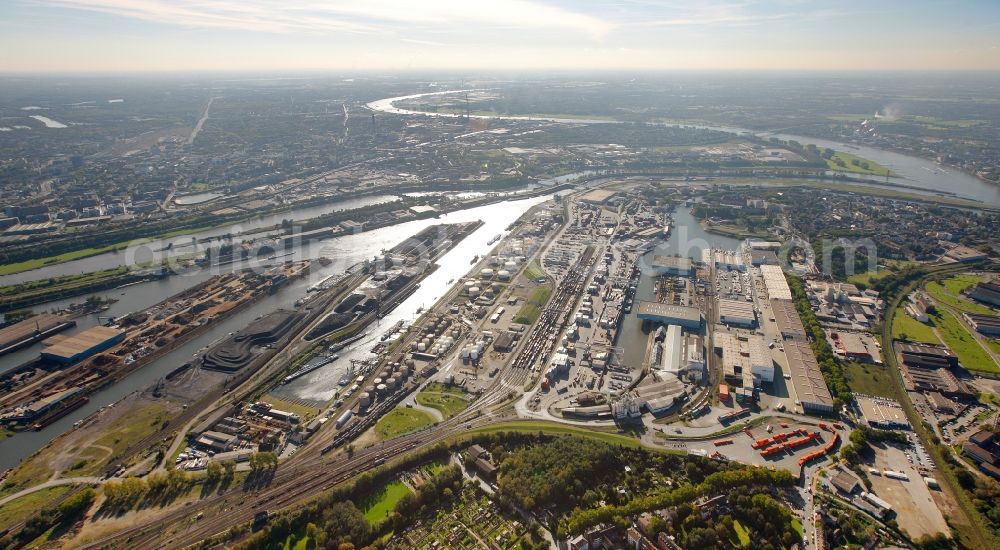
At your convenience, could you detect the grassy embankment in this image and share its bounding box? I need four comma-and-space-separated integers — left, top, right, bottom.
415, 383, 471, 420
374, 408, 436, 440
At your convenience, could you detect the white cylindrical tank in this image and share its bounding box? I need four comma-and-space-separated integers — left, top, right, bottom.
481, 268, 494, 278
417, 342, 427, 352
376, 383, 388, 394
469, 286, 480, 297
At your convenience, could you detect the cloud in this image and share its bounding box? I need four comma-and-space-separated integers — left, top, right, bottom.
33, 0, 613, 37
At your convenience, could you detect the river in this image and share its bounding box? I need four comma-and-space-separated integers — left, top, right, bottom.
367, 90, 1000, 206
0, 194, 401, 287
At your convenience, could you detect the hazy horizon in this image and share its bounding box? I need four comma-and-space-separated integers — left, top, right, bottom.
2, 0, 999, 73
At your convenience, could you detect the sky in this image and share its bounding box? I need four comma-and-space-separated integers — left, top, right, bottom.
1, 0, 999, 73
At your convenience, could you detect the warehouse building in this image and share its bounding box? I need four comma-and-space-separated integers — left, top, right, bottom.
703, 249, 746, 272
718, 299, 756, 328
41, 325, 125, 364
896, 342, 958, 369
659, 325, 705, 374
963, 312, 1000, 336
716, 331, 773, 385
760, 265, 792, 300
750, 249, 779, 266
637, 302, 701, 330
770, 298, 807, 340
784, 340, 835, 414
968, 279, 1000, 307
855, 395, 909, 430
652, 255, 693, 277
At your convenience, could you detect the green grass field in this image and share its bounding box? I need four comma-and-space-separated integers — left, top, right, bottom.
930, 309, 999, 374
891, 307, 940, 344
522, 260, 545, 281
375, 408, 436, 440
926, 274, 994, 315
847, 260, 917, 287
362, 479, 412, 524
415, 383, 470, 420
514, 284, 552, 324
0, 486, 70, 530
844, 361, 900, 400
825, 151, 894, 177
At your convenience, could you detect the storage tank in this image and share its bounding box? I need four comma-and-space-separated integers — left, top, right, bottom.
376, 383, 388, 394
469, 286, 480, 298
497, 270, 511, 281
504, 260, 517, 270
417, 342, 427, 352
357, 393, 371, 407
481, 268, 495, 278
386, 377, 398, 389
365, 385, 376, 394
372, 378, 383, 386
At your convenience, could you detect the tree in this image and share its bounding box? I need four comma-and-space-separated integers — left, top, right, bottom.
206, 461, 223, 482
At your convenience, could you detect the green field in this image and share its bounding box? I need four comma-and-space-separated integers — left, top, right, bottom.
930, 309, 999, 374
522, 260, 545, 281
847, 260, 917, 287
0, 486, 70, 530
891, 307, 940, 344
375, 408, 436, 440
825, 150, 894, 177
926, 274, 994, 315
362, 479, 412, 524
844, 361, 899, 400
514, 285, 552, 324
415, 383, 470, 420
65, 403, 170, 477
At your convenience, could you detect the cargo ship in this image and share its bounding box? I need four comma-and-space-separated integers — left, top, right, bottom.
487, 233, 502, 245
380, 320, 406, 341
281, 354, 339, 385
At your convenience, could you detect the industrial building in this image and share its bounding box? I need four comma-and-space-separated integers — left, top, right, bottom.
963, 312, 1000, 336
855, 395, 910, 430
658, 325, 704, 374
968, 279, 1000, 307
783, 339, 835, 413
896, 342, 958, 369
703, 249, 745, 272
636, 302, 701, 329
41, 325, 125, 364
715, 330, 773, 385
760, 265, 792, 300
770, 298, 807, 340
578, 188, 617, 204
749, 249, 779, 266
651, 255, 693, 277
0, 314, 76, 356
963, 431, 1000, 481
718, 299, 756, 327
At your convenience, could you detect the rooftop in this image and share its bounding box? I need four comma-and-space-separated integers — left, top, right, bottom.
42, 325, 124, 360
783, 339, 834, 409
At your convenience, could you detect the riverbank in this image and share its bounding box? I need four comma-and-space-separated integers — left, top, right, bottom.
0, 268, 167, 313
